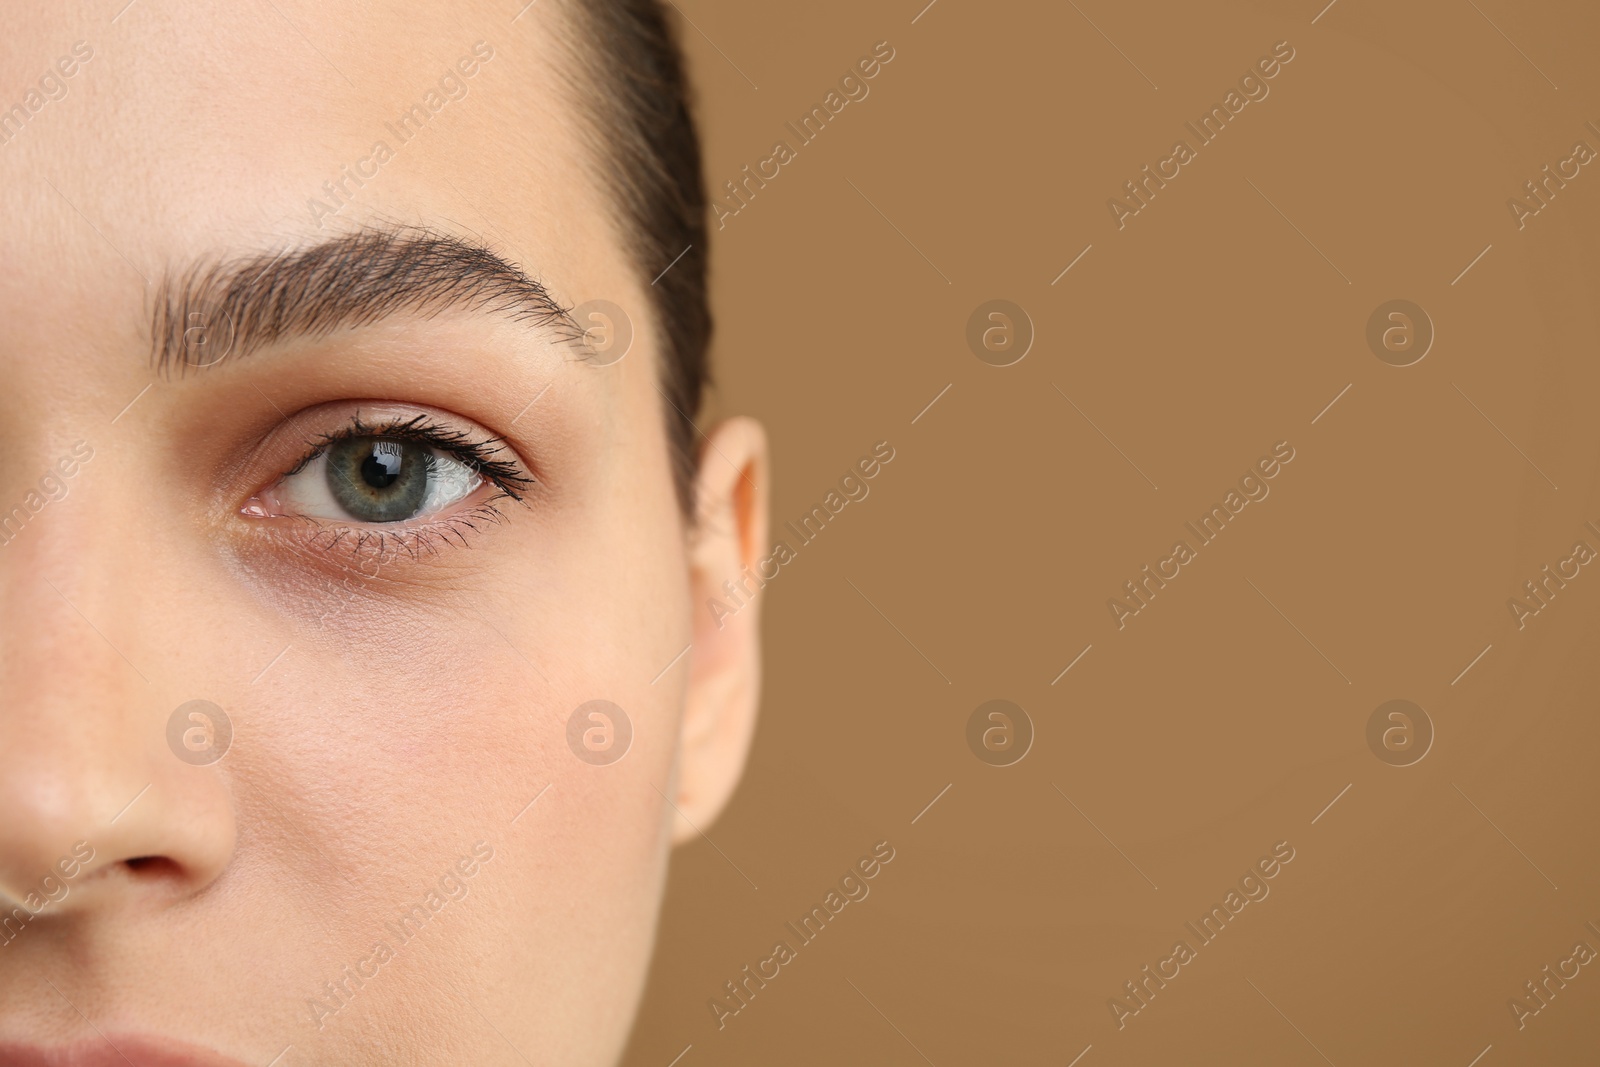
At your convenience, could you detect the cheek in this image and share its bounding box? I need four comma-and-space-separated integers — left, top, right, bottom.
227, 559, 681, 1026
252, 576, 684, 835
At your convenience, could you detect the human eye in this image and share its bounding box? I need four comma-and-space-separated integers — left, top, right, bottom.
241, 410, 533, 553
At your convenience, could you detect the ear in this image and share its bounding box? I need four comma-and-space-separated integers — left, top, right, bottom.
671, 416, 769, 844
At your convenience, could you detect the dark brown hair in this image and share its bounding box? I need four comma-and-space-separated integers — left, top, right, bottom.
566, 0, 711, 516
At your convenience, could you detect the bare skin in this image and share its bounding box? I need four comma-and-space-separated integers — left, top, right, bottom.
0, 2, 766, 1064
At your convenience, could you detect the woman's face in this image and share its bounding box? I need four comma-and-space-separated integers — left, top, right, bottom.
0, 2, 765, 1064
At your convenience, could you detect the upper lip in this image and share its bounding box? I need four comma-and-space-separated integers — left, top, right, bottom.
0, 1035, 253, 1067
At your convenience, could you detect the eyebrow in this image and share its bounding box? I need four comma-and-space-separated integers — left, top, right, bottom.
149, 225, 584, 372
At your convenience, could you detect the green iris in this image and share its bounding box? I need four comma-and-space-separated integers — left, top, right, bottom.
325, 436, 432, 522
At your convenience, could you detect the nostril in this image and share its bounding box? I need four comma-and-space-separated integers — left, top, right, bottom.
125, 856, 178, 877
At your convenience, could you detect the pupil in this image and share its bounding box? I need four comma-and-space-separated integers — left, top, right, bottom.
362, 443, 403, 488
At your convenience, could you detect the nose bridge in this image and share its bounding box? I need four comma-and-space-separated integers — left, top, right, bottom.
0, 487, 236, 912
0, 497, 154, 888
0, 441, 141, 677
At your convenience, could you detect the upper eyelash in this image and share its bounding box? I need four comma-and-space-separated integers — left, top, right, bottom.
284, 411, 535, 502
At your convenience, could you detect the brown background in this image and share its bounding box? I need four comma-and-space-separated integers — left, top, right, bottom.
623, 1, 1600, 1064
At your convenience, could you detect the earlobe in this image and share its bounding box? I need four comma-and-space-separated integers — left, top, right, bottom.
672, 416, 769, 844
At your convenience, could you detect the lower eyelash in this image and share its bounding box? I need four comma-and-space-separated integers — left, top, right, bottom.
287, 498, 513, 564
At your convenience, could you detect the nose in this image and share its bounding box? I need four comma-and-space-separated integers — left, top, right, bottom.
0, 501, 236, 924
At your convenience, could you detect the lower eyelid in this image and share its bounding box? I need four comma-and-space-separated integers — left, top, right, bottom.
259, 498, 516, 567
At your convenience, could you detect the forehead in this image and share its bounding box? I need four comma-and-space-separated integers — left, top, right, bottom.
0, 0, 618, 359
